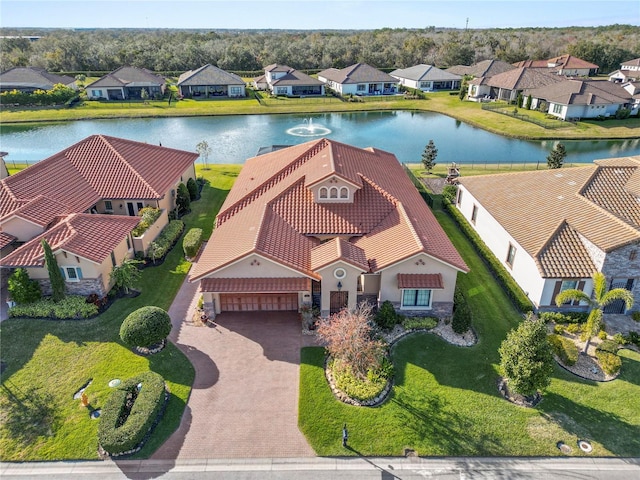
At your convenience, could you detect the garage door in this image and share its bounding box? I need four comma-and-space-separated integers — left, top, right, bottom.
219, 293, 298, 312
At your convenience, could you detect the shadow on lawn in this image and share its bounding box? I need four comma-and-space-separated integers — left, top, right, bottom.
537, 391, 640, 456
343, 445, 402, 479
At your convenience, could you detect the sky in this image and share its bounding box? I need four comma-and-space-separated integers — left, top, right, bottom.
1, 0, 638, 30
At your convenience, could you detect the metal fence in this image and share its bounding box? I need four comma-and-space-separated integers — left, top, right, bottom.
481, 102, 573, 129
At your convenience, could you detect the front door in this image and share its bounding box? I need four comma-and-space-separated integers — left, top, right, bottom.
330, 291, 348, 315
604, 279, 634, 314
127, 202, 135, 216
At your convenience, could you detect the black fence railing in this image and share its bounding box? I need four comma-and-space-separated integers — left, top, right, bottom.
481, 102, 573, 129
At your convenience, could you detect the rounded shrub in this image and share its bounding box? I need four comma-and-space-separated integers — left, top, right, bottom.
547, 333, 579, 366
374, 300, 399, 330
596, 351, 622, 376
452, 288, 472, 334
120, 306, 172, 348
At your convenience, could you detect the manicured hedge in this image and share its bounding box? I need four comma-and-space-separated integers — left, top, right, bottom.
147, 220, 184, 261
547, 334, 579, 366
401, 316, 438, 330
595, 351, 622, 375
98, 371, 166, 455
120, 306, 172, 348
8, 295, 98, 319
443, 199, 534, 313
182, 228, 203, 258
539, 311, 588, 324
452, 287, 472, 334
131, 207, 161, 237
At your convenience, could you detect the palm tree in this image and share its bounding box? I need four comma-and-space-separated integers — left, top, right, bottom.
555, 272, 634, 353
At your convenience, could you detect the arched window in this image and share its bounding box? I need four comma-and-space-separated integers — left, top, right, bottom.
319, 187, 328, 199
340, 187, 349, 199
330, 187, 338, 199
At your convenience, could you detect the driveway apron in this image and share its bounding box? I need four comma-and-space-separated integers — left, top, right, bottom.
153, 267, 317, 459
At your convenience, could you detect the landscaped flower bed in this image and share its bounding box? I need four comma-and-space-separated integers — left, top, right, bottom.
8, 295, 99, 319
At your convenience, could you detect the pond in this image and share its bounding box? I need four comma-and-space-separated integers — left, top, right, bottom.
1, 111, 639, 165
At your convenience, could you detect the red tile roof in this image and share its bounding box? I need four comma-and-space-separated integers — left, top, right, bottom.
191, 139, 468, 282
310, 238, 369, 271
1, 213, 140, 267
200, 277, 310, 293
0, 231, 17, 250
397, 273, 444, 289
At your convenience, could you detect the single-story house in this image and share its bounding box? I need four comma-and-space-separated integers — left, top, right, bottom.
190, 138, 468, 319
256, 64, 324, 96
0, 66, 77, 93
445, 59, 516, 79
177, 64, 246, 98
514, 54, 598, 77
317, 63, 399, 96
0, 135, 198, 296
390, 64, 461, 92
85, 66, 166, 100
455, 156, 640, 314
467, 67, 566, 103
526, 79, 637, 120
608, 58, 640, 83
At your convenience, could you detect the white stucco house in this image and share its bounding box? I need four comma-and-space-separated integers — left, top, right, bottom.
254, 64, 324, 97
608, 58, 640, 83
317, 63, 399, 96
390, 64, 461, 92
455, 156, 640, 314
190, 139, 468, 319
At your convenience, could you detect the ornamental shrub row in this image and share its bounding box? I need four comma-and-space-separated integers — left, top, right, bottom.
147, 220, 184, 261
401, 316, 438, 330
182, 228, 203, 258
443, 199, 534, 313
8, 295, 98, 319
98, 371, 166, 455
539, 311, 588, 324
547, 333, 579, 366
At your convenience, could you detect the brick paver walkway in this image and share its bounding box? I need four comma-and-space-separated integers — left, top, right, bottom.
153, 260, 318, 459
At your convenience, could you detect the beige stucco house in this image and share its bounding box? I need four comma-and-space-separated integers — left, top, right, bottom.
190, 139, 468, 318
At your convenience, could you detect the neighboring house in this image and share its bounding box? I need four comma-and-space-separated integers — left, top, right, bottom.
467, 67, 566, 103
445, 59, 516, 79
0, 135, 198, 296
0, 66, 77, 93
190, 138, 468, 319
514, 54, 599, 76
0, 153, 8, 179
85, 66, 166, 100
390, 64, 461, 92
255, 64, 324, 96
608, 58, 640, 83
456, 156, 640, 314
177, 64, 246, 98
317, 63, 399, 96
526, 79, 637, 120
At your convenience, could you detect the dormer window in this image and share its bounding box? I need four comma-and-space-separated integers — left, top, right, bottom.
319, 187, 328, 199
340, 187, 348, 199
330, 187, 338, 199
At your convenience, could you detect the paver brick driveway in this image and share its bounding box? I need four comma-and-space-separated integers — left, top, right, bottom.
153, 289, 318, 459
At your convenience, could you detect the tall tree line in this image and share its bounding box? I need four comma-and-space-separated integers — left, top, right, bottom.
1, 25, 638, 74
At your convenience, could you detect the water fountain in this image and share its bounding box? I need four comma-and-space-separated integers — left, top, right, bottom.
286, 117, 332, 137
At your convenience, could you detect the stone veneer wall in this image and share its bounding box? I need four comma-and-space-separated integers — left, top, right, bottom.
602, 242, 640, 313
38, 274, 107, 298
389, 301, 453, 319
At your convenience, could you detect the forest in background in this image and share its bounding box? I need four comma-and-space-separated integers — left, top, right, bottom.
0, 25, 639, 75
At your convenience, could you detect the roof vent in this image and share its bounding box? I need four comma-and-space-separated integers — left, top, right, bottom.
554, 173, 563, 178
567, 181, 577, 186
557, 195, 564, 200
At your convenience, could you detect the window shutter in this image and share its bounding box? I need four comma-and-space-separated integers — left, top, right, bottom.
573, 281, 585, 306
551, 281, 562, 306
77, 268, 83, 280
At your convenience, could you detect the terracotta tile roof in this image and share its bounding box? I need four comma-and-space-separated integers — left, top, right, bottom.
178, 64, 244, 86
191, 139, 468, 282
8, 195, 72, 227
458, 157, 640, 278
200, 277, 310, 293
1, 213, 140, 267
547, 54, 598, 70
622, 58, 640, 68
318, 63, 398, 84
0, 231, 17, 250
581, 165, 640, 228
310, 238, 369, 272
513, 59, 549, 68
397, 273, 444, 289
537, 222, 597, 278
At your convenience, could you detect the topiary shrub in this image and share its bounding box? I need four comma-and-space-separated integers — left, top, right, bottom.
182, 228, 203, 258
186, 177, 198, 200
595, 351, 621, 375
374, 300, 399, 330
98, 371, 166, 455
7, 268, 42, 304
452, 288, 472, 334
120, 306, 172, 349
547, 333, 579, 366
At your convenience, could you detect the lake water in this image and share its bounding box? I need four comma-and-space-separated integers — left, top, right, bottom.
1, 111, 639, 165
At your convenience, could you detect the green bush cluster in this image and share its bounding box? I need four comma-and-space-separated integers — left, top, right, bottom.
98, 371, 166, 455
624, 331, 640, 347
7, 268, 42, 304
374, 300, 399, 330
553, 324, 565, 334
147, 220, 184, 261
186, 177, 198, 200
595, 351, 622, 375
443, 200, 533, 313
120, 306, 172, 348
331, 358, 390, 402
182, 228, 203, 258
1, 84, 77, 106
539, 311, 588, 324
452, 287, 472, 334
566, 323, 582, 335
131, 207, 161, 237
547, 334, 579, 366
8, 295, 98, 319
596, 339, 619, 354
631, 311, 640, 322
401, 316, 438, 330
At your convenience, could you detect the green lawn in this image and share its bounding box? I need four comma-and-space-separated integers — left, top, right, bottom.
2, 91, 638, 140
298, 201, 640, 457
0, 165, 239, 461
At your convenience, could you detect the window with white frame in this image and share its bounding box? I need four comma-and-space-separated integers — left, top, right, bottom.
61, 266, 83, 282
553, 104, 563, 114
506, 244, 516, 267
91, 89, 102, 97
104, 200, 113, 212
319, 187, 328, 199
357, 84, 366, 92
471, 204, 478, 224
276, 87, 288, 95
230, 86, 242, 95
329, 187, 338, 198
401, 289, 432, 308
339, 187, 349, 199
